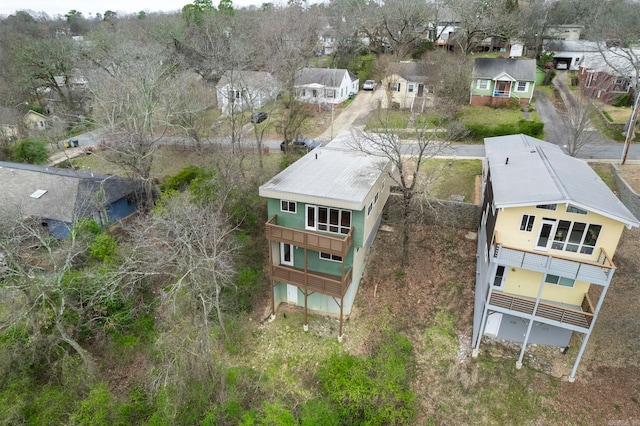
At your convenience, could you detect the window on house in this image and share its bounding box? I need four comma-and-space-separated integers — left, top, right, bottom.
280, 200, 296, 213
477, 79, 490, 90
374, 191, 379, 204
536, 204, 557, 211
320, 252, 343, 262
545, 274, 575, 287
326, 89, 335, 98
302, 89, 306, 96
566, 204, 587, 215
367, 202, 373, 216
520, 214, 535, 232
551, 220, 601, 254
312, 89, 318, 97
516, 81, 528, 92
381, 179, 386, 191
408, 84, 414, 93
392, 83, 401, 92
306, 205, 351, 235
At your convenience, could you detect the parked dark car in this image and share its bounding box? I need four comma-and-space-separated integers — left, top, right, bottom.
250, 111, 268, 123
280, 136, 321, 152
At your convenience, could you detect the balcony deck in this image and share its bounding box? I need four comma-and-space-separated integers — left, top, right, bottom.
272, 264, 352, 298
488, 291, 594, 330
266, 215, 353, 257
494, 238, 615, 286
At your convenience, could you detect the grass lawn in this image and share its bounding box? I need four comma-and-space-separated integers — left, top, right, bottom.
458, 105, 539, 126
421, 158, 482, 202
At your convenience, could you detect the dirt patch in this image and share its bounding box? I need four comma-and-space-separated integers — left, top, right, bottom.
618, 164, 640, 193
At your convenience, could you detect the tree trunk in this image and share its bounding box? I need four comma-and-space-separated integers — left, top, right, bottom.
401, 190, 412, 268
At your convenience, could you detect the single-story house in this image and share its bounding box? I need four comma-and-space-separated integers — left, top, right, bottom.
382, 61, 431, 111
577, 48, 639, 104
294, 67, 359, 105
470, 58, 536, 106
216, 70, 281, 115
0, 162, 143, 238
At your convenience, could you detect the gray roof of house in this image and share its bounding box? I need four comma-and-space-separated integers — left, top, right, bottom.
259, 136, 390, 211
216, 70, 278, 88
472, 58, 536, 81
0, 107, 22, 125
294, 67, 357, 87
0, 161, 140, 223
386, 62, 429, 82
485, 134, 639, 227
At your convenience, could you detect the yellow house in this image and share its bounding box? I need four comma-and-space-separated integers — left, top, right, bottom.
472, 134, 639, 382
381, 62, 431, 112
23, 110, 48, 132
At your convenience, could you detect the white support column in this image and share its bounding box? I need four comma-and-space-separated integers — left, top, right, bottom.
569, 285, 610, 381
517, 258, 551, 368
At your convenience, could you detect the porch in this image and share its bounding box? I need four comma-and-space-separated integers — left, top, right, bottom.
272, 264, 352, 299
488, 290, 594, 330
266, 215, 353, 257
493, 240, 615, 286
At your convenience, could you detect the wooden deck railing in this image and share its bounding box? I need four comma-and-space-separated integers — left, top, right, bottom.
272, 264, 352, 298
266, 215, 353, 257
489, 291, 594, 330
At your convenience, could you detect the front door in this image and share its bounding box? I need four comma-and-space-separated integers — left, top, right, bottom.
535, 219, 556, 251
287, 284, 298, 304
280, 243, 293, 266
417, 84, 424, 96
495, 81, 510, 97
493, 265, 507, 289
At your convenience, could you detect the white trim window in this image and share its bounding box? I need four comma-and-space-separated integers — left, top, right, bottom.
320, 252, 343, 262
545, 274, 575, 288
566, 204, 587, 215
477, 79, 490, 90
520, 214, 535, 232
391, 82, 401, 92
281, 200, 296, 213
306, 205, 351, 235
551, 220, 601, 254
515, 81, 529, 92
408, 84, 414, 93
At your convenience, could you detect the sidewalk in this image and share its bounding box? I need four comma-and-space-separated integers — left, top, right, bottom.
48, 147, 86, 166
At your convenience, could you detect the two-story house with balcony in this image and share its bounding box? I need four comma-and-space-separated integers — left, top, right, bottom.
472, 134, 639, 381
259, 133, 391, 340
470, 58, 536, 106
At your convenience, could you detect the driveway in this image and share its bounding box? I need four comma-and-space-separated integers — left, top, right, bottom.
315, 88, 383, 141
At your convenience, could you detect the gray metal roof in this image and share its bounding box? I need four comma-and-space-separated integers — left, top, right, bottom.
0, 161, 140, 222
485, 135, 639, 227
259, 139, 390, 211
472, 58, 536, 81
294, 67, 355, 87
386, 62, 429, 82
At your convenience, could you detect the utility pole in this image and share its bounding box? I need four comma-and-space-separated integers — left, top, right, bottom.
621, 89, 640, 165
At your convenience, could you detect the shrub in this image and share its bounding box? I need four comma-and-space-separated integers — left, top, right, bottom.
11, 137, 49, 164
89, 233, 118, 262
316, 331, 416, 425
160, 166, 206, 192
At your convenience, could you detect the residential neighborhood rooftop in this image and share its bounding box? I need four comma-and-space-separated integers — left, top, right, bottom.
472, 58, 536, 81
259, 141, 389, 211
484, 134, 639, 227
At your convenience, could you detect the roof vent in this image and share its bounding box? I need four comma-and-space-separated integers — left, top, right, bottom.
505, 157, 509, 165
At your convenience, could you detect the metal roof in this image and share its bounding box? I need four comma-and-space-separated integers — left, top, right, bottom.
485, 135, 639, 227
472, 58, 536, 81
259, 138, 390, 211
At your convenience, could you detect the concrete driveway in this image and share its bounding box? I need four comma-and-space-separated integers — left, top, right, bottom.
315, 88, 383, 141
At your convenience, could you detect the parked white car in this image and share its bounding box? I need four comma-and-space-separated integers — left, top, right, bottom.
362, 80, 377, 90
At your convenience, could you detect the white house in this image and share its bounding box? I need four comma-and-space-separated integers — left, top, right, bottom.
294, 68, 359, 105
216, 70, 281, 115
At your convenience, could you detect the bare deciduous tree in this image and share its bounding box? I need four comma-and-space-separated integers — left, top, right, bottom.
349, 111, 450, 267
123, 194, 238, 339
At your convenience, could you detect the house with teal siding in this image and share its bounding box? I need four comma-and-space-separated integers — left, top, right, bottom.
470, 58, 536, 106
259, 133, 391, 340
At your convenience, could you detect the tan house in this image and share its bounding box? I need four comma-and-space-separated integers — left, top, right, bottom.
381, 62, 431, 112
0, 108, 47, 140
